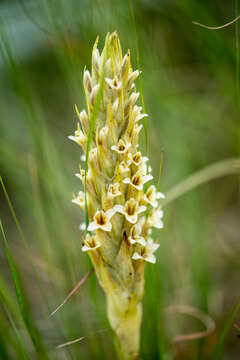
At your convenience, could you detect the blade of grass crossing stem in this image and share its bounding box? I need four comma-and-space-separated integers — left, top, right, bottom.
128, 0, 149, 157
84, 72, 104, 232
212, 296, 240, 359
0, 275, 22, 322
0, 221, 49, 359
0, 176, 26, 246
1, 296, 30, 360
0, 176, 51, 311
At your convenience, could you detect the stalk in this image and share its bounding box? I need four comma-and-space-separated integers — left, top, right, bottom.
69, 32, 165, 359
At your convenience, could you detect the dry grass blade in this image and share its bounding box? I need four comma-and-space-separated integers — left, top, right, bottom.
56, 336, 85, 349
163, 158, 240, 207
193, 15, 240, 30
50, 269, 94, 316
166, 305, 216, 342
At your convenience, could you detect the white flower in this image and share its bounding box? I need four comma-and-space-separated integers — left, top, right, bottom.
127, 70, 140, 87
133, 124, 143, 137
97, 126, 109, 146
129, 92, 140, 107
126, 152, 148, 167
156, 192, 165, 199
92, 47, 100, 72
111, 139, 131, 154
83, 70, 92, 93
132, 238, 160, 264
132, 105, 148, 122
144, 185, 165, 208
81, 154, 86, 161
107, 183, 121, 199
105, 76, 122, 90
88, 207, 116, 232
135, 113, 148, 122
132, 152, 148, 166
128, 224, 146, 246
72, 191, 85, 208
123, 170, 153, 191
75, 169, 86, 183
79, 223, 86, 231
68, 123, 86, 146
148, 208, 164, 229
115, 198, 146, 224
119, 161, 129, 173
82, 234, 100, 252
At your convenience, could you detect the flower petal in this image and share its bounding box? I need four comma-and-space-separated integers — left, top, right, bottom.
114, 205, 125, 215
137, 205, 147, 215
145, 254, 156, 264
88, 222, 97, 232
106, 207, 117, 220
125, 214, 138, 224
156, 192, 165, 199
132, 252, 143, 261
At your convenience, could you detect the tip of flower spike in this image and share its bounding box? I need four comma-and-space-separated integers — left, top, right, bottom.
94, 35, 99, 47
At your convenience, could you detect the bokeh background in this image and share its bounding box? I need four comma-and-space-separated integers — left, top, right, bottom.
0, 0, 240, 359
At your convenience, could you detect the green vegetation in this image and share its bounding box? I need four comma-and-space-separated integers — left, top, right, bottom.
0, 0, 240, 358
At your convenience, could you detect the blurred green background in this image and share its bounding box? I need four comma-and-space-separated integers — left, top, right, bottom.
0, 0, 240, 359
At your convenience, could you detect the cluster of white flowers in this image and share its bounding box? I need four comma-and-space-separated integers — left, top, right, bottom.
69, 33, 165, 266
69, 32, 166, 359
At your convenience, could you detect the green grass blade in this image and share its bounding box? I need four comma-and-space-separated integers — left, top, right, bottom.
1, 296, 30, 360
0, 176, 27, 248
128, 0, 149, 157
211, 296, 240, 359
0, 220, 49, 359
0, 176, 52, 309
0, 275, 21, 323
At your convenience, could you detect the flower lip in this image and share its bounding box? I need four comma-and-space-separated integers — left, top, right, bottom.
68, 124, 86, 146
82, 234, 100, 252
75, 169, 86, 183
129, 224, 146, 246
132, 238, 160, 263
72, 191, 85, 208
132, 152, 148, 166
115, 198, 146, 224
88, 207, 116, 232
123, 171, 153, 191
105, 76, 122, 90
107, 183, 121, 199
126, 152, 148, 167
144, 185, 164, 208
111, 139, 131, 154
147, 208, 164, 229
119, 161, 129, 174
